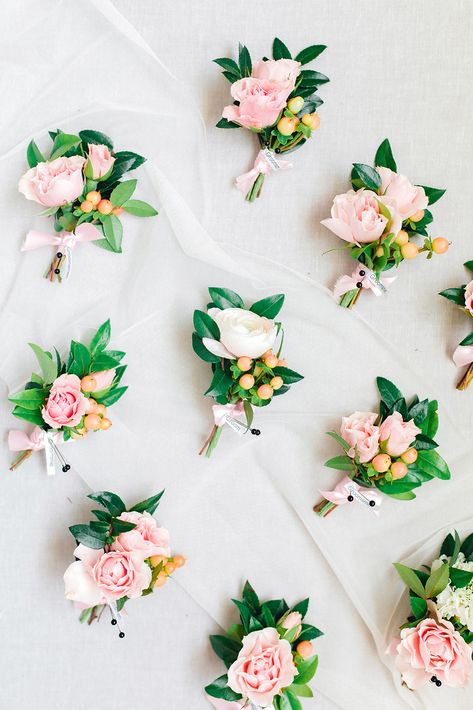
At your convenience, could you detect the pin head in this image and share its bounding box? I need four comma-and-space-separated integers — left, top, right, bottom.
111, 619, 117, 626
359, 270, 365, 276
356, 281, 363, 288
54, 268, 60, 275
119, 631, 125, 638
56, 252, 63, 258
369, 500, 376, 507
347, 494, 354, 502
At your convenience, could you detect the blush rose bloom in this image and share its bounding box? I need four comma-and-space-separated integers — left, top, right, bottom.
321, 189, 401, 246
280, 611, 303, 639
252, 58, 301, 93
18, 155, 86, 207
464, 281, 473, 316
391, 617, 473, 689
88, 368, 116, 391
227, 628, 297, 707
202, 307, 276, 359
379, 411, 420, 457
340, 411, 380, 463
112, 511, 171, 559
377, 166, 428, 221
42, 374, 88, 429
223, 77, 289, 129
64, 543, 152, 607
87, 143, 115, 179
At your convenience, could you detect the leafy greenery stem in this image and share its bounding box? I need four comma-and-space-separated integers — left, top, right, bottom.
9, 448, 33, 471
339, 288, 361, 308
246, 173, 265, 202
313, 499, 337, 517
457, 363, 473, 391
199, 424, 223, 457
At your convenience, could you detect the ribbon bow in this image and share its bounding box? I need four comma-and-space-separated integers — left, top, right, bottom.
320, 475, 383, 511
21, 222, 102, 252
206, 695, 244, 710
334, 262, 396, 299
212, 401, 245, 427
452, 345, 473, 368
9, 426, 65, 475
236, 149, 292, 198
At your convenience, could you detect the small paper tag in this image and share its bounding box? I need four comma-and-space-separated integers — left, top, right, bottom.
347, 483, 373, 508
223, 414, 248, 436
366, 269, 387, 296
261, 148, 280, 171
44, 432, 56, 476
62, 246, 72, 280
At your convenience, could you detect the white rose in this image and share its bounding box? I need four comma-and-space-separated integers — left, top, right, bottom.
432, 552, 473, 632
202, 308, 276, 359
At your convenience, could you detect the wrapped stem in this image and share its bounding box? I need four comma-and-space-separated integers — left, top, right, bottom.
313, 498, 338, 517
246, 173, 265, 202
198, 424, 223, 458
9, 449, 33, 471
339, 287, 362, 309
456, 363, 473, 391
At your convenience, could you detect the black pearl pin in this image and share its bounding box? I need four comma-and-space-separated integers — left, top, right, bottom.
347, 494, 354, 502
56, 252, 63, 259
54, 268, 60, 275
62, 464, 71, 472
369, 500, 376, 507
431, 675, 442, 687
359, 270, 365, 276
356, 281, 363, 288
119, 632, 125, 638
111, 619, 117, 626
251, 429, 261, 436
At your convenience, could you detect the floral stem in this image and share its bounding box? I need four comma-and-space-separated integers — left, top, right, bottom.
199, 425, 223, 457
279, 133, 305, 153
313, 499, 337, 517
9, 449, 33, 471
246, 173, 265, 202
339, 288, 361, 309
456, 363, 473, 391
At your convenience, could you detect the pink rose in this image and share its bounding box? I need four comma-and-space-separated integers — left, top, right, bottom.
379, 411, 420, 457
222, 78, 288, 129
377, 166, 428, 220
340, 411, 380, 463
87, 143, 115, 179
252, 58, 301, 93
42, 374, 88, 429
89, 369, 116, 391
64, 543, 151, 607
227, 628, 297, 707
112, 511, 171, 559
391, 618, 473, 689
280, 611, 303, 639
464, 281, 473, 316
18, 155, 86, 207
321, 189, 401, 246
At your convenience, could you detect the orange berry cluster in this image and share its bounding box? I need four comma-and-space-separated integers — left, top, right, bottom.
394, 225, 449, 261
80, 190, 123, 217
149, 554, 186, 588
234, 350, 287, 402
277, 95, 320, 137
75, 375, 112, 434
371, 447, 418, 481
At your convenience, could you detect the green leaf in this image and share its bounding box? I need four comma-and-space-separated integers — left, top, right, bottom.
271, 366, 303, 383
374, 138, 397, 171
205, 367, 232, 398
89, 320, 111, 356
204, 675, 242, 702
79, 129, 113, 150
294, 655, 319, 684
250, 294, 285, 318
420, 400, 439, 438
213, 57, 241, 77
393, 563, 426, 598
28, 343, 57, 385
376, 377, 403, 408
110, 179, 137, 207
9, 388, 47, 410
464, 260, 473, 273
352, 163, 382, 192
91, 509, 111, 522
450, 567, 473, 588
425, 562, 449, 598
324, 455, 355, 471
238, 43, 252, 77
299, 69, 329, 87
294, 45, 327, 65
192, 332, 220, 363
110, 518, 136, 535
87, 491, 126, 517
440, 532, 455, 557
460, 533, 473, 559
273, 37, 292, 59
410, 595, 427, 619
67, 341, 91, 378
242, 581, 260, 613
209, 635, 241, 668
50, 133, 81, 160
69, 524, 106, 549
193, 310, 220, 339
291, 597, 309, 618
99, 151, 146, 192
282, 689, 303, 710
243, 400, 254, 427
413, 433, 438, 450
11, 406, 45, 426
94, 386, 127, 407
326, 431, 350, 452
439, 287, 465, 305
408, 399, 429, 425
26, 139, 45, 168
289, 683, 313, 698
460, 331, 473, 346
122, 199, 158, 217
208, 287, 244, 309
415, 450, 450, 480
297, 623, 324, 642
101, 214, 123, 252
419, 186, 446, 206
129, 490, 164, 515
216, 118, 241, 129
388, 491, 416, 500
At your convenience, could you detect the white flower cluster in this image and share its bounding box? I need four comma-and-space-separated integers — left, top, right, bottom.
431, 553, 473, 631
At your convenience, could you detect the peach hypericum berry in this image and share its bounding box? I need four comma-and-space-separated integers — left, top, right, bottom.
401, 448, 418, 465
86, 191, 101, 206
277, 117, 297, 136
257, 384, 273, 400
100, 418, 112, 431
432, 237, 449, 254
239, 374, 255, 390
394, 230, 409, 246
401, 242, 419, 260
372, 453, 391, 473
97, 199, 113, 215
270, 376, 284, 390
80, 200, 93, 213
264, 354, 279, 368
287, 96, 304, 113
297, 640, 313, 658
390, 461, 408, 480
237, 357, 252, 372
81, 376, 97, 392
84, 413, 101, 431
410, 209, 424, 223
301, 113, 320, 130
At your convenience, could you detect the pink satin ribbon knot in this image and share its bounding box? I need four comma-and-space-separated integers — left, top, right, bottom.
236, 150, 292, 197
8, 425, 62, 452
21, 222, 102, 252
212, 401, 245, 427
320, 475, 383, 510
334, 262, 396, 299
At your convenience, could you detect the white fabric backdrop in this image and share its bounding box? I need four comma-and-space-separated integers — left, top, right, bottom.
1, 1, 472, 709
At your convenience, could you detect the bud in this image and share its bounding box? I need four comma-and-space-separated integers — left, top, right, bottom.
279, 611, 303, 639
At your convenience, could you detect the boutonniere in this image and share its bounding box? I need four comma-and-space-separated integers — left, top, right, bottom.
388, 530, 473, 690
322, 139, 448, 308
19, 129, 158, 282
440, 261, 473, 389
8, 320, 127, 474
192, 288, 303, 457
64, 489, 185, 636
314, 377, 450, 517
205, 581, 322, 709
215, 38, 329, 202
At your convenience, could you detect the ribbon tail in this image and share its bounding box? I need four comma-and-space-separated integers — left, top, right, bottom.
21, 230, 59, 251
235, 167, 260, 196
333, 274, 358, 299
205, 694, 243, 710
453, 344, 473, 368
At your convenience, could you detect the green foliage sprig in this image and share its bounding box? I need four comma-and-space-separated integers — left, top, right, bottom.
439, 261, 473, 390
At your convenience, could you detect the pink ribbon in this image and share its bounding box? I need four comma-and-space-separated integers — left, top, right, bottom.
206, 695, 243, 710
453, 345, 473, 368
334, 262, 396, 299
236, 150, 292, 197
320, 475, 383, 510
8, 426, 62, 452
212, 401, 245, 427
21, 222, 102, 252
